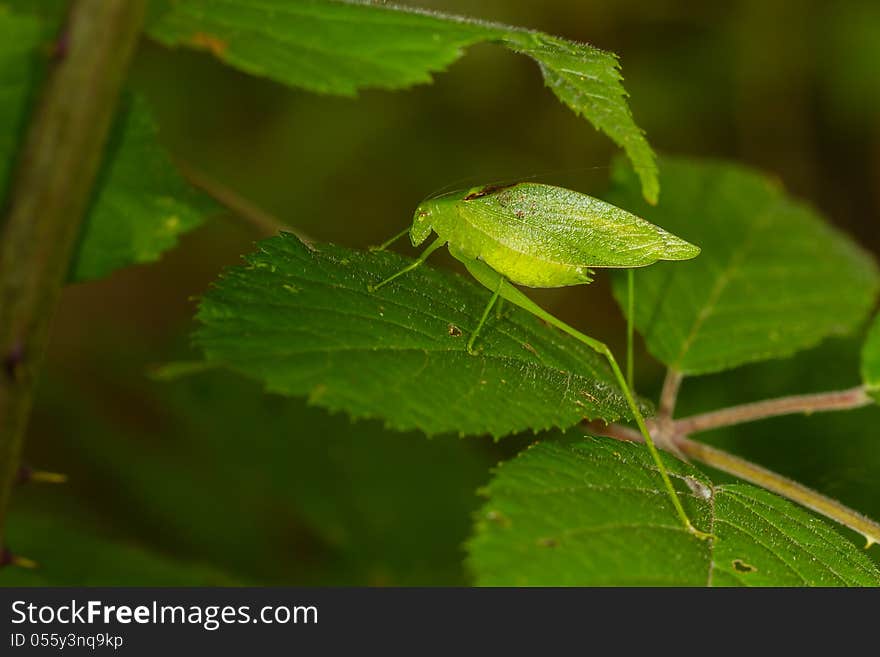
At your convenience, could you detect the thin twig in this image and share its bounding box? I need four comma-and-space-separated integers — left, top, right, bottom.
0, 0, 147, 552
588, 385, 873, 446
584, 419, 643, 444
658, 369, 683, 419
677, 437, 880, 548
175, 159, 292, 238
587, 419, 880, 548
585, 383, 880, 549
672, 386, 871, 438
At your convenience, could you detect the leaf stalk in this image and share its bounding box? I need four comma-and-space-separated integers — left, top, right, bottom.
586, 382, 880, 548
673, 385, 871, 436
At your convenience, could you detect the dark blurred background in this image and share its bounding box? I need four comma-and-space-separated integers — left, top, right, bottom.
6, 0, 880, 583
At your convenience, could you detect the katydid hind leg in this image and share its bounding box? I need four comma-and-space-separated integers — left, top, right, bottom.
627, 269, 635, 390
495, 297, 505, 320
448, 248, 709, 538
467, 282, 502, 355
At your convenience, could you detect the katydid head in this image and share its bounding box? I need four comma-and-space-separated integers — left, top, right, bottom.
412, 193, 460, 246
412, 186, 486, 245
410, 205, 434, 246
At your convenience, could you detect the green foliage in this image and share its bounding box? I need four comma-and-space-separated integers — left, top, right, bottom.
500, 32, 659, 204
18, 365, 494, 585
0, 8, 212, 282
609, 157, 880, 375
821, 2, 880, 127
2, 0, 877, 589
468, 435, 880, 586
4, 509, 240, 586
862, 312, 880, 401
70, 95, 215, 281
194, 233, 640, 437
148, 0, 493, 94
0, 8, 43, 204
146, 0, 658, 202
674, 336, 880, 527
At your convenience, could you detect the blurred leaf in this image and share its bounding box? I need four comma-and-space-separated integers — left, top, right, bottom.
0, 8, 43, 204
27, 367, 496, 585
70, 95, 215, 281
0, 10, 213, 282
609, 157, 879, 376
820, 2, 880, 127
147, 0, 658, 202
862, 312, 880, 402
0, 0, 66, 34
468, 435, 880, 586
194, 234, 641, 437
3, 509, 241, 585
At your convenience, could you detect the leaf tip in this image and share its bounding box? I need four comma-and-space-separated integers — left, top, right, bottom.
640, 171, 660, 205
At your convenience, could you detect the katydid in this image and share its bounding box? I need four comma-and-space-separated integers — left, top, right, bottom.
368, 182, 705, 538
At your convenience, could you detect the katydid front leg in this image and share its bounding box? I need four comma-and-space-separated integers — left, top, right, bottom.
448, 245, 710, 540
368, 237, 445, 292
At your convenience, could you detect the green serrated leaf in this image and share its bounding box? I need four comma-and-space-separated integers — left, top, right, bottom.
0, 10, 212, 282
609, 157, 880, 376
862, 312, 880, 402
148, 0, 495, 95
147, 0, 658, 202
468, 435, 880, 586
501, 32, 658, 204
194, 233, 646, 438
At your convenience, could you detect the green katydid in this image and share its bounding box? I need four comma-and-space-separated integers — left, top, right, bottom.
368, 182, 706, 538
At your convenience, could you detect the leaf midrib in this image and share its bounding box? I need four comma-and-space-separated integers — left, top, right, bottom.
671, 199, 780, 370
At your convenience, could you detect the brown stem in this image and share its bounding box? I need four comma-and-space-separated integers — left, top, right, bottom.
584, 419, 643, 444
658, 369, 683, 419
0, 0, 147, 551
175, 160, 291, 238
588, 419, 880, 548
677, 437, 880, 548
672, 386, 871, 437
585, 384, 880, 549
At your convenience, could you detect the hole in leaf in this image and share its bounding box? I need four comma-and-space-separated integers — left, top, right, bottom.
732, 559, 757, 573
